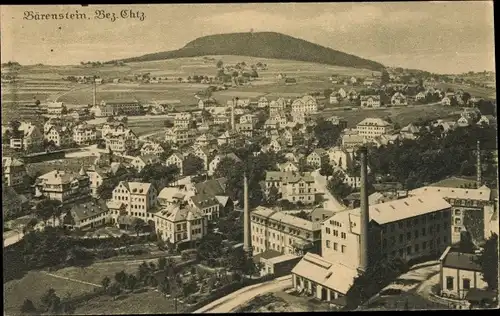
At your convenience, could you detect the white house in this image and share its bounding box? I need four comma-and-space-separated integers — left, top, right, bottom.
439, 247, 487, 300
360, 95, 381, 108
258, 97, 269, 108
391, 92, 408, 106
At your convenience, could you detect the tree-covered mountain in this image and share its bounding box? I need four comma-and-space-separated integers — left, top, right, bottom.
116, 32, 385, 71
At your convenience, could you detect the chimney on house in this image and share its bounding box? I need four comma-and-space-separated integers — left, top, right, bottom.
476, 140, 482, 187
243, 172, 252, 256
358, 146, 370, 273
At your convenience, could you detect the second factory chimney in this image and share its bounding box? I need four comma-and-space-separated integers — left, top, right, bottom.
476, 140, 482, 188
358, 146, 370, 273
243, 172, 252, 255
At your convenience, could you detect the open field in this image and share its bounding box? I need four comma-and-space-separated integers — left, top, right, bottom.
128, 120, 168, 136
72, 289, 183, 314
51, 258, 161, 286
4, 271, 97, 315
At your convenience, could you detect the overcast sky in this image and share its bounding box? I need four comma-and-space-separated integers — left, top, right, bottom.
1, 3, 495, 74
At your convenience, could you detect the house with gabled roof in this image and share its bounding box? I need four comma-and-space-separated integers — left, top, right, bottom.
140, 142, 165, 157
131, 154, 161, 173
265, 171, 316, 205
307, 148, 329, 169
208, 152, 241, 176
166, 152, 185, 175
154, 203, 207, 243
109, 181, 158, 225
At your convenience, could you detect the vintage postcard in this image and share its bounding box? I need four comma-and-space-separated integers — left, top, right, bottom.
1, 3, 498, 314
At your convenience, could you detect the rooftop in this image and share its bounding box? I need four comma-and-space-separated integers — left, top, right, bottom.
440, 247, 482, 272
265, 171, 314, 183
409, 185, 492, 202
291, 252, 359, 295
252, 206, 322, 231
328, 193, 451, 230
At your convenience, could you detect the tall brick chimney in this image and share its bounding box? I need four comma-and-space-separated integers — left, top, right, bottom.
476, 140, 482, 188
358, 146, 370, 273
231, 98, 236, 131
243, 172, 252, 255
93, 80, 97, 107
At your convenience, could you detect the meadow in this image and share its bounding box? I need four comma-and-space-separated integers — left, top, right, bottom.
4, 271, 97, 315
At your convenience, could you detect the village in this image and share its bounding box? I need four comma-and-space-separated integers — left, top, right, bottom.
2, 56, 499, 314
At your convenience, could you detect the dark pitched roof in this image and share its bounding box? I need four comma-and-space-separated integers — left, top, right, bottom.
442, 251, 482, 271
194, 177, 227, 196
253, 249, 282, 263
69, 200, 108, 221
191, 194, 220, 209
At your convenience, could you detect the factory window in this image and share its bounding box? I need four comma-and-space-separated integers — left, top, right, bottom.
325, 227, 331, 234
455, 218, 461, 225
326, 240, 331, 248
333, 230, 339, 237
454, 209, 461, 216
446, 277, 454, 290
341, 245, 346, 253
334, 242, 338, 251
463, 278, 471, 290
341, 232, 346, 239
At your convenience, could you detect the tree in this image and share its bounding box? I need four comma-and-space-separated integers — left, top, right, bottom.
479, 233, 498, 290
40, 288, 60, 312
158, 257, 167, 270
21, 299, 36, 315
106, 282, 121, 297
36, 199, 61, 226
327, 171, 354, 201
250, 69, 259, 78
232, 71, 239, 78
323, 88, 333, 99
121, 116, 128, 124
381, 70, 390, 85
267, 186, 280, 205
101, 276, 111, 289
115, 270, 127, 286
126, 274, 138, 290
216, 60, 223, 69
319, 161, 334, 177
131, 218, 146, 237
459, 231, 475, 253
183, 154, 204, 176
314, 118, 342, 148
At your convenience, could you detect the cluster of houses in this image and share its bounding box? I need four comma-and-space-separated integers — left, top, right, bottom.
329, 82, 485, 109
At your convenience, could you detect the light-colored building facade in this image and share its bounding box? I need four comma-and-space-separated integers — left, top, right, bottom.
439, 247, 487, 300
409, 186, 493, 244
356, 118, 393, 139
110, 181, 158, 223
251, 206, 322, 256
154, 204, 208, 243
322, 194, 452, 270
265, 171, 316, 205
35, 169, 91, 204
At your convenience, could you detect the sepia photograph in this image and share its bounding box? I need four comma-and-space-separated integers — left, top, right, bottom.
1, 2, 498, 314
